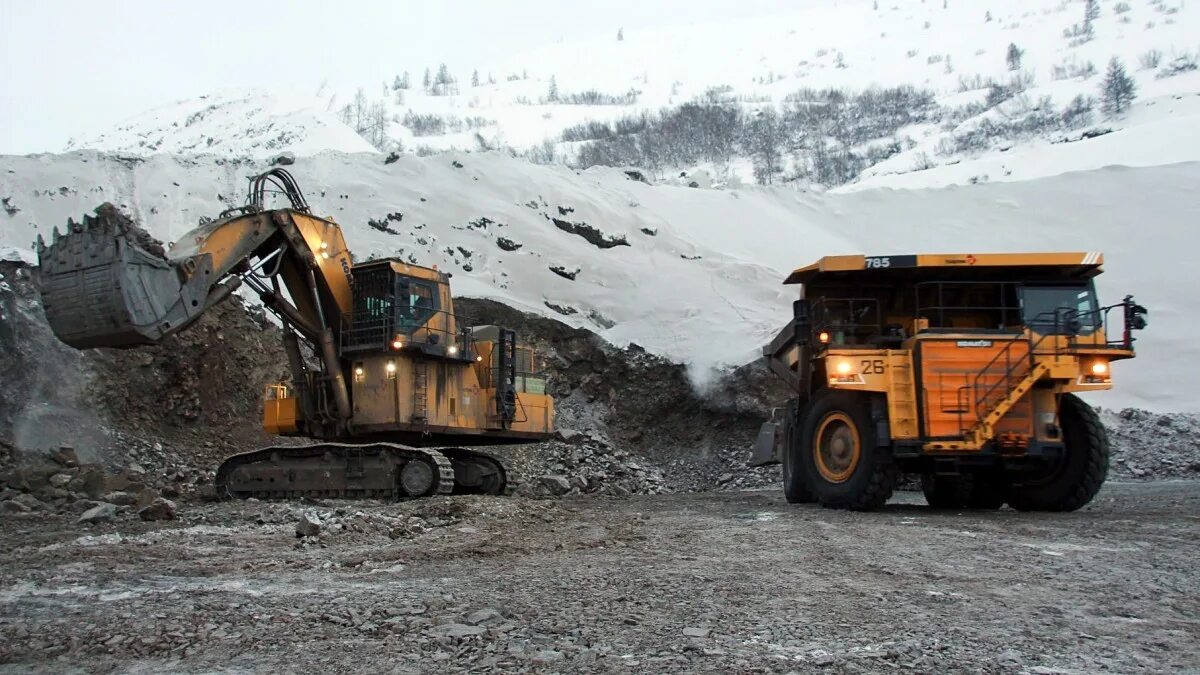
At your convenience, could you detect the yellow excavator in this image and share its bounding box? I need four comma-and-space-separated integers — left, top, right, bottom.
36, 169, 554, 499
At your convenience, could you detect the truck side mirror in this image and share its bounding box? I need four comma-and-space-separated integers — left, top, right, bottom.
1125, 295, 1148, 330
793, 299, 811, 346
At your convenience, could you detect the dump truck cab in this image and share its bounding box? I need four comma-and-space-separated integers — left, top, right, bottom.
755, 252, 1147, 511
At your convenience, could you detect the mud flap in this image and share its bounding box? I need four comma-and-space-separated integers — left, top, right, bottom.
36, 214, 212, 348
750, 420, 782, 467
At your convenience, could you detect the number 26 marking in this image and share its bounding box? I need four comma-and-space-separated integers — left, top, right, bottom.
861, 359, 885, 374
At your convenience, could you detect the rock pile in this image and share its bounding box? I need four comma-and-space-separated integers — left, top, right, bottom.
509, 431, 668, 498
0, 441, 184, 522
1100, 407, 1200, 480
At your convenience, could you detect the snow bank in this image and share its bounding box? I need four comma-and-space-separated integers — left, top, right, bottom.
63, 89, 378, 158
0, 151, 1195, 412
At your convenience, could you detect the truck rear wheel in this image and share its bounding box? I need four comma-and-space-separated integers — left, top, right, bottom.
798, 391, 898, 511
1006, 394, 1109, 512
781, 401, 816, 504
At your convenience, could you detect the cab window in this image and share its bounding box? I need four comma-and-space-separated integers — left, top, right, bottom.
394, 277, 437, 332
1021, 284, 1099, 334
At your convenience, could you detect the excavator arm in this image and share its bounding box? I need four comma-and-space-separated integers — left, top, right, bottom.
37, 169, 356, 427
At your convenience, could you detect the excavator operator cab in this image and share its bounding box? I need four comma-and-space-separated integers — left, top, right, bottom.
341, 259, 472, 361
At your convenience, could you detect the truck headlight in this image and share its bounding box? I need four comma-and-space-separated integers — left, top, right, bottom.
835, 360, 853, 375
1090, 361, 1108, 376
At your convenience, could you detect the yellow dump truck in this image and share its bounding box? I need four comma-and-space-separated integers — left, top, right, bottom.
753, 253, 1147, 511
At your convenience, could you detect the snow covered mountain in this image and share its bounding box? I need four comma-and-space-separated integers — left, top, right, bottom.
4, 0, 1198, 414
63, 89, 377, 158
57, 0, 1200, 192
1, 151, 1196, 412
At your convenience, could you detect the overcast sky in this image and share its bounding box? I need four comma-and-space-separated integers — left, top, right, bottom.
0, 0, 813, 154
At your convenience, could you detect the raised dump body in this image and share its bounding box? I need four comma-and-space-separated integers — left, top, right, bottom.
755, 252, 1147, 512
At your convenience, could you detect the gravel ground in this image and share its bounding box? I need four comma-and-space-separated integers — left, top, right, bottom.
1, 482, 1197, 673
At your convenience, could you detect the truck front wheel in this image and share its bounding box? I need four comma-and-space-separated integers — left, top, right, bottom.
798, 391, 898, 511
1006, 394, 1109, 512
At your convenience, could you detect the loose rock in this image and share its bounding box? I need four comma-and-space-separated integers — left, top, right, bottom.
296, 512, 322, 537
137, 497, 177, 521
77, 503, 117, 524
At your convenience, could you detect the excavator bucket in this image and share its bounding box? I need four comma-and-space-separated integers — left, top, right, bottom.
36, 205, 213, 349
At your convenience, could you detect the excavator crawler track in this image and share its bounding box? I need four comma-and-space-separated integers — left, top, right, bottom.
214, 443, 455, 500
214, 444, 518, 500
440, 448, 519, 496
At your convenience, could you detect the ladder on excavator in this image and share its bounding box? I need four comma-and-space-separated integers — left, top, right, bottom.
412, 360, 428, 423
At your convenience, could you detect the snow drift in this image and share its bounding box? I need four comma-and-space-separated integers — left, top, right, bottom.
0, 150, 1195, 412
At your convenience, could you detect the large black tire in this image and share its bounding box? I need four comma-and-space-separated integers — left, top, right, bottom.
921, 474, 970, 509
1006, 394, 1109, 512
798, 390, 899, 511
781, 402, 817, 504
967, 472, 1007, 510
923, 473, 1007, 510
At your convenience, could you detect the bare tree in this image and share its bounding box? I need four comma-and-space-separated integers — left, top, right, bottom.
433, 64, 456, 95
1006, 43, 1024, 71
745, 109, 783, 184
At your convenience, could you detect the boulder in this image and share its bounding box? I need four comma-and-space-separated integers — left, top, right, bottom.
134, 488, 159, 509
465, 608, 502, 626
71, 466, 109, 499
48, 473, 73, 487
1, 500, 31, 514
538, 475, 572, 496
102, 491, 138, 506
77, 502, 118, 524
137, 497, 177, 521
11, 493, 45, 511
296, 512, 322, 537
52, 446, 80, 468
430, 623, 486, 638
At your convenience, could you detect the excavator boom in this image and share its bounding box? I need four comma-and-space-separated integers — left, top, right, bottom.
37, 170, 352, 351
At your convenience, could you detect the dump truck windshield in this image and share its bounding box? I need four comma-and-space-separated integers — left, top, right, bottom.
1021, 284, 1099, 333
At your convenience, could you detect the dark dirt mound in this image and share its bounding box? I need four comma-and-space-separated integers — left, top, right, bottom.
3, 256, 1197, 513
1, 259, 287, 486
